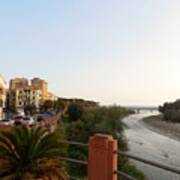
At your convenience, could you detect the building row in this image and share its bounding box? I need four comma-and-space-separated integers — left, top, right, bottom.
0, 76, 58, 119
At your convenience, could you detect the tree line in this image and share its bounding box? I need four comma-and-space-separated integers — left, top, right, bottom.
159, 99, 180, 122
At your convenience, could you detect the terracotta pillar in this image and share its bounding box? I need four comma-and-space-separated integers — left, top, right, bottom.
88, 134, 118, 180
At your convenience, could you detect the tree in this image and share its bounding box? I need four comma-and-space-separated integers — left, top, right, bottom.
66, 106, 130, 177
40, 100, 55, 113
159, 99, 180, 122
54, 99, 67, 112
67, 103, 84, 122
0, 125, 68, 180
5, 101, 17, 114
24, 104, 37, 116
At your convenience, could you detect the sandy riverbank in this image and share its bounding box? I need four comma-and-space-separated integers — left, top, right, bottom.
142, 115, 180, 142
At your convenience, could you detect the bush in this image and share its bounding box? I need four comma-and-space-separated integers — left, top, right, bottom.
121, 163, 145, 180
65, 105, 133, 178
164, 110, 180, 122
159, 99, 180, 123
67, 103, 84, 122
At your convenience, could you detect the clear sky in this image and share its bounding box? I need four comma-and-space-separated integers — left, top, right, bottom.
1, 0, 180, 106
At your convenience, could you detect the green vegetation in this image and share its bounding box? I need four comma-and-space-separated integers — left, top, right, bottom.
40, 100, 55, 113
67, 102, 84, 122
159, 99, 180, 122
1, 97, 145, 179
121, 163, 145, 180
61, 101, 144, 179
0, 125, 68, 180
24, 103, 37, 115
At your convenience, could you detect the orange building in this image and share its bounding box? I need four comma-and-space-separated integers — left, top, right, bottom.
10, 78, 29, 90
31, 78, 48, 103
8, 77, 56, 111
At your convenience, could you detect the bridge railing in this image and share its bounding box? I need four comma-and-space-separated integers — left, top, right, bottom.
59, 134, 180, 180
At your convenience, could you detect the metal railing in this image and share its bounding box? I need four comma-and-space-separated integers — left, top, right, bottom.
118, 151, 180, 175
59, 140, 136, 180
59, 139, 180, 180
59, 157, 88, 166
59, 140, 88, 180
116, 171, 137, 180
59, 140, 88, 147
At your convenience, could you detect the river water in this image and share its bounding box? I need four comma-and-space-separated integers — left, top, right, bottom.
122, 112, 180, 180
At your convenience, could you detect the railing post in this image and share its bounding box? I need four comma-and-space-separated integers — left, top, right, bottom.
88, 134, 118, 180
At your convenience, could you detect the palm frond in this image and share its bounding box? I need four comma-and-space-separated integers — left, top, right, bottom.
0, 125, 68, 180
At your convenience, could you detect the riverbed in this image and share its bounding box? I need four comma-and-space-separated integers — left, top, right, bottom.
122, 112, 180, 180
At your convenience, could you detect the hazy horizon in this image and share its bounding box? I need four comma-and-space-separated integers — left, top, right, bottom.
1, 1, 180, 106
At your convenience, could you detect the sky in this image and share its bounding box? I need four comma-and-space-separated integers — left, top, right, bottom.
1, 0, 180, 106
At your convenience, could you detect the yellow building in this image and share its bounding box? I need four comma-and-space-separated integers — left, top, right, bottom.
47, 92, 58, 101
31, 78, 48, 103
0, 75, 6, 119
10, 78, 29, 90
8, 77, 56, 111
8, 88, 41, 110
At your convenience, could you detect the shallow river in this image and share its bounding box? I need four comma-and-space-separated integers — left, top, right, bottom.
123, 112, 180, 180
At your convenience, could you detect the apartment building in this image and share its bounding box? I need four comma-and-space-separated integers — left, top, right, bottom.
31, 78, 48, 103
8, 88, 41, 110
0, 75, 6, 119
10, 78, 29, 90
8, 77, 56, 111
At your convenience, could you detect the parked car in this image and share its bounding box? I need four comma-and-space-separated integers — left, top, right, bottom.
1, 118, 12, 125
23, 117, 34, 125
13, 115, 24, 126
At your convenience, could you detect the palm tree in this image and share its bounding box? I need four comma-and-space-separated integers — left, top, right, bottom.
0, 125, 68, 180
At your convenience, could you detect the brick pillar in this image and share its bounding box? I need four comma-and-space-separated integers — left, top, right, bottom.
88, 134, 118, 180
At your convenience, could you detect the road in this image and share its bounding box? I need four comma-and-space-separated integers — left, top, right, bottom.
122, 112, 180, 180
